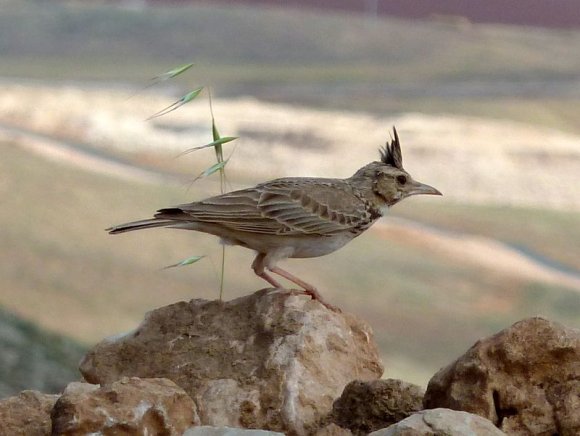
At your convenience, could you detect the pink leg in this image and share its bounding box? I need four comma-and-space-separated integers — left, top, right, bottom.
269, 266, 340, 312
251, 253, 340, 312
256, 270, 283, 289
252, 253, 283, 289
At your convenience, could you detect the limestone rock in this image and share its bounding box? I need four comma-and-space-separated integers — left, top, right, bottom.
331, 379, 424, 435
314, 423, 353, 435
184, 426, 284, 435
369, 408, 506, 435
424, 317, 580, 435
79, 289, 383, 434
51, 377, 199, 435
0, 390, 59, 436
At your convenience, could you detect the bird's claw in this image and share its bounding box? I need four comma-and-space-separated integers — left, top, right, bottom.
289, 288, 342, 313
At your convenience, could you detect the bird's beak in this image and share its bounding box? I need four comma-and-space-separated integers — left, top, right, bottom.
406, 180, 442, 197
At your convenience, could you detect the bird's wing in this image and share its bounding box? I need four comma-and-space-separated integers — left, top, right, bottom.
163, 187, 283, 234
256, 178, 375, 235
158, 178, 376, 236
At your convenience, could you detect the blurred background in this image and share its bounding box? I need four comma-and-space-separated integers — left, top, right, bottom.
1, 0, 579, 397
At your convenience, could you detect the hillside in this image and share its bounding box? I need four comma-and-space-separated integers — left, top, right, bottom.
1, 2, 580, 132
2, 84, 580, 216
2, 141, 579, 387
4, 2, 580, 77
161, 0, 580, 29
1, 0, 579, 391
0, 306, 86, 398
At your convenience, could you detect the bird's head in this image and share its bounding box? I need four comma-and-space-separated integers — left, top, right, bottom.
352, 127, 442, 210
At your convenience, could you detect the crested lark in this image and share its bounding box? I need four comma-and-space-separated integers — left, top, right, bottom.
108, 127, 441, 310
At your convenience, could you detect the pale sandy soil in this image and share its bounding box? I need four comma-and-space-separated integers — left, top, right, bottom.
1, 82, 580, 211
2, 107, 579, 294
375, 219, 580, 293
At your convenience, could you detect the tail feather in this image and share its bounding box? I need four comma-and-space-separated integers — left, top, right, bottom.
106, 218, 175, 234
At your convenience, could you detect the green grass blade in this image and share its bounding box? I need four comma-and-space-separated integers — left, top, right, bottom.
163, 255, 205, 269
212, 117, 220, 142
178, 137, 238, 156
193, 159, 230, 182
211, 118, 225, 179
154, 62, 194, 82
131, 63, 195, 97
147, 87, 204, 120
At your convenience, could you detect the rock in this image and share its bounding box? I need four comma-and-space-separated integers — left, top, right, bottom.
51, 377, 199, 435
369, 408, 506, 435
331, 379, 424, 435
79, 289, 383, 434
0, 390, 59, 436
314, 423, 353, 435
184, 427, 284, 435
424, 317, 580, 435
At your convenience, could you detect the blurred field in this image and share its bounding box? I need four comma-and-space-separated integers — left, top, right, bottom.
1, 1, 580, 133
2, 141, 579, 387
1, 0, 580, 393
5, 3, 580, 78
2, 84, 580, 214
394, 201, 580, 272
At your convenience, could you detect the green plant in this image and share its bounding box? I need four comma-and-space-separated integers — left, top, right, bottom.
144, 63, 238, 300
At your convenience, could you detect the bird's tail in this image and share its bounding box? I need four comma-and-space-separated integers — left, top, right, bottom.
106, 218, 176, 234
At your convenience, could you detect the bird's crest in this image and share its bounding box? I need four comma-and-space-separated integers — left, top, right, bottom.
379, 127, 403, 169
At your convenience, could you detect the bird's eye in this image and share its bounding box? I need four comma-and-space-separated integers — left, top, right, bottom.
396, 175, 407, 185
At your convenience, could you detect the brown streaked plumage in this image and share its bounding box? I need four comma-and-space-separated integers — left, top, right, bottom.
107, 127, 441, 310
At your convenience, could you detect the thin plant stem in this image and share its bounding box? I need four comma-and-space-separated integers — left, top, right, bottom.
209, 88, 227, 300
219, 245, 226, 301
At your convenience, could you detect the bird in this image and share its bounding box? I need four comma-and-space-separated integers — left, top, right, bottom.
107, 127, 441, 311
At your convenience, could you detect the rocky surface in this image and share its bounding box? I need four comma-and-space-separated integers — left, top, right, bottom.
51, 377, 199, 435
331, 379, 424, 435
184, 427, 284, 435
0, 390, 59, 436
314, 423, 354, 435
2, 305, 576, 436
79, 289, 384, 434
369, 408, 506, 435
424, 317, 580, 435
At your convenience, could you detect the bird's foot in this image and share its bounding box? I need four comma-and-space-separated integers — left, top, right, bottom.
285, 288, 341, 313
302, 288, 342, 313
254, 266, 342, 313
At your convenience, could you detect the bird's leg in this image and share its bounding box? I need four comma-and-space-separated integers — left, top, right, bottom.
268, 266, 316, 294
269, 266, 341, 312
256, 270, 283, 289
252, 253, 283, 289
253, 253, 340, 312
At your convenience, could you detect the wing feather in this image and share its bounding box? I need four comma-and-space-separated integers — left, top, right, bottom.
157, 178, 374, 236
